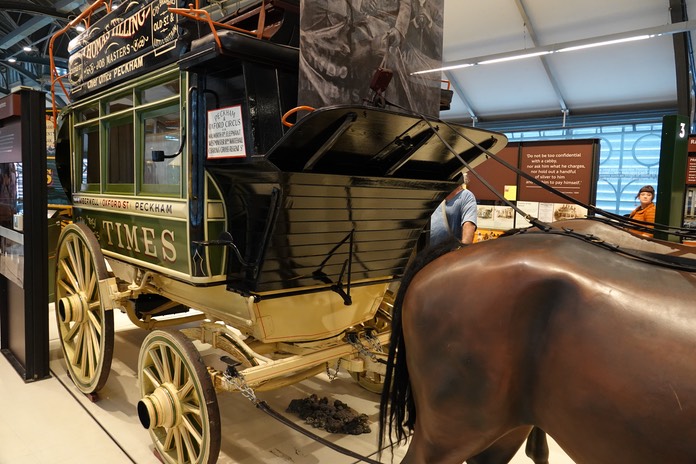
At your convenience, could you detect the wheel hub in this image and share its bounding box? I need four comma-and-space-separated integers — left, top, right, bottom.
137, 383, 182, 429
57, 292, 89, 324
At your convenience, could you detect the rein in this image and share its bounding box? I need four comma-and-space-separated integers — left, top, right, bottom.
512, 220, 696, 273
255, 400, 382, 464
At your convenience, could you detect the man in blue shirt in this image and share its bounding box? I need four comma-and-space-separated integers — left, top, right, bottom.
429, 172, 478, 246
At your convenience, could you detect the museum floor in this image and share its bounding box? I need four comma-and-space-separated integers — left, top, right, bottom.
0, 308, 576, 464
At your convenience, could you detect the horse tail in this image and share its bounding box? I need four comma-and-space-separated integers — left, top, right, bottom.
378, 237, 463, 454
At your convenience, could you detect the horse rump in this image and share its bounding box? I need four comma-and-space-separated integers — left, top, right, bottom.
378, 237, 463, 454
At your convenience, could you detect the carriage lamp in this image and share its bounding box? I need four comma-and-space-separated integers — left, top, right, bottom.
151, 135, 186, 162
367, 67, 393, 108
151, 150, 165, 162
440, 88, 454, 111
370, 67, 393, 95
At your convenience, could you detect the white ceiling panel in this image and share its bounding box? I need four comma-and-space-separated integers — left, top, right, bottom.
546, 36, 678, 108
439, 0, 695, 123
448, 60, 561, 118
2, 0, 695, 126
524, 0, 671, 42
443, 0, 529, 59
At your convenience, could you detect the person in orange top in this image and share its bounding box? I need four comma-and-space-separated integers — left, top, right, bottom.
629, 185, 656, 237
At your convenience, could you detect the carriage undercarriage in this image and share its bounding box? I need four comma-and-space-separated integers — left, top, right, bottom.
54, 221, 393, 462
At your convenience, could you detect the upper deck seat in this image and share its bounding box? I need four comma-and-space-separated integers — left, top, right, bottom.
186, 29, 299, 71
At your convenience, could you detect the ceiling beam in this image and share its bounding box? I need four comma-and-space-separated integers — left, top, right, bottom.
0, 2, 71, 20
513, 0, 569, 114
0, 0, 84, 50
2, 61, 42, 86
444, 71, 478, 125
0, 61, 67, 106
5, 54, 69, 68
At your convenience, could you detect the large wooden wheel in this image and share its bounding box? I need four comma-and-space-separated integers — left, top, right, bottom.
55, 222, 114, 394
137, 329, 221, 464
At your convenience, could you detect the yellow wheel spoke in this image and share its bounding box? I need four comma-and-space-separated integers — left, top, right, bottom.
180, 422, 200, 461
57, 275, 75, 294
182, 415, 203, 444
150, 348, 167, 382
159, 345, 172, 382
70, 324, 85, 365
87, 271, 98, 302
83, 246, 92, 292
163, 427, 175, 450
66, 238, 84, 289
59, 259, 80, 294
173, 428, 184, 463
64, 321, 80, 341
179, 378, 194, 400
80, 325, 89, 378
87, 309, 103, 337
77, 241, 88, 289
173, 358, 182, 388
88, 319, 101, 360
142, 366, 162, 388
181, 402, 201, 417
86, 323, 96, 379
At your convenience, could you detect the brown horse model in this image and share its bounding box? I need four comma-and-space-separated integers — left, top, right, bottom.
379, 222, 696, 464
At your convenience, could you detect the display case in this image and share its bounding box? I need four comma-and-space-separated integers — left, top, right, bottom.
0, 90, 49, 382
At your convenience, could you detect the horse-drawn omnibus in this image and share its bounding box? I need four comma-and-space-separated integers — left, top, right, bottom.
50, 0, 507, 462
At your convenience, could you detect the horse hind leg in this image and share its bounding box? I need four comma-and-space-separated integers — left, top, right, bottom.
465, 426, 535, 464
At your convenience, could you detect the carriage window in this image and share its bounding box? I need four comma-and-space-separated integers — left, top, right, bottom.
79, 125, 100, 191
142, 78, 179, 104
72, 69, 182, 196
142, 107, 181, 193
106, 118, 134, 190
77, 105, 99, 123
108, 93, 134, 113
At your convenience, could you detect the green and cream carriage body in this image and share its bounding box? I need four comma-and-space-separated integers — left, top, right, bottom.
52, 0, 507, 461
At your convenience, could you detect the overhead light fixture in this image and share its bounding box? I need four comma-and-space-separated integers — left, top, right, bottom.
412, 63, 474, 75
8, 57, 17, 63
412, 50, 551, 74
478, 50, 552, 65
75, 24, 86, 32
412, 19, 696, 75
557, 35, 652, 53
23, 46, 32, 52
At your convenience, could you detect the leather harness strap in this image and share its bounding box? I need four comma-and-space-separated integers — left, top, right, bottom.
514, 222, 696, 273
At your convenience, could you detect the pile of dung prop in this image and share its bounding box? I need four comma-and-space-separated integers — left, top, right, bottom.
287, 394, 371, 435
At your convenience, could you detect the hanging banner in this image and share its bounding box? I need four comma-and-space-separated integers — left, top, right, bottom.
298, 0, 444, 116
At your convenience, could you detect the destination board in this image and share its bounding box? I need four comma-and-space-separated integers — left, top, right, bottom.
69, 0, 183, 98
